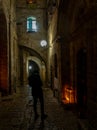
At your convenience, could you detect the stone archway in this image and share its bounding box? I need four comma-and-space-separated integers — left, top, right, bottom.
0, 11, 8, 95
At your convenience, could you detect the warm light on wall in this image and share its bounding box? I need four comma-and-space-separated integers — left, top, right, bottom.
62, 84, 76, 104
27, 0, 36, 4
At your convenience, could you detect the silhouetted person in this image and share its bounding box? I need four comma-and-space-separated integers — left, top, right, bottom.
28, 70, 47, 121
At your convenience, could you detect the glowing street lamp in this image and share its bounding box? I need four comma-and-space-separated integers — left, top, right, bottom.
40, 40, 47, 47
29, 65, 32, 70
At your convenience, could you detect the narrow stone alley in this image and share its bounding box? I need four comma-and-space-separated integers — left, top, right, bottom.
0, 86, 85, 130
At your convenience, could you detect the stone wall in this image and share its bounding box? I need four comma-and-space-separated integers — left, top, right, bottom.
16, 0, 47, 61
0, 0, 18, 94
48, 0, 97, 128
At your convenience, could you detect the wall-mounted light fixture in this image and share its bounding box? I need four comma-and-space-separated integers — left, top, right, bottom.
26, 0, 36, 4
40, 40, 47, 47
29, 65, 32, 70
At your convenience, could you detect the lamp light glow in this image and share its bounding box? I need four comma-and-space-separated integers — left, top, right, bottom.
40, 40, 47, 47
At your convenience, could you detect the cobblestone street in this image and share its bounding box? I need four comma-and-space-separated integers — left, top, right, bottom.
0, 86, 82, 130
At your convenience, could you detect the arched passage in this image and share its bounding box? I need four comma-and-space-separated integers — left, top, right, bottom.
18, 46, 46, 87
27, 56, 46, 87
28, 60, 39, 76
0, 11, 8, 95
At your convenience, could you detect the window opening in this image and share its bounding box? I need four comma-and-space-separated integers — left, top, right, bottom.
27, 17, 37, 32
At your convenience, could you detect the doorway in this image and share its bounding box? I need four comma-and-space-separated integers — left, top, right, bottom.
28, 60, 39, 76
76, 48, 87, 118
0, 12, 8, 95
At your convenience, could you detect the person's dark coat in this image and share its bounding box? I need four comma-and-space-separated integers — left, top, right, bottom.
28, 71, 43, 97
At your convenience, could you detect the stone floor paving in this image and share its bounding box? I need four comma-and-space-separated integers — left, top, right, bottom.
0, 86, 85, 130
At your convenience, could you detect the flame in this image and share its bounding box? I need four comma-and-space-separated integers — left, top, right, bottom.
62, 84, 76, 104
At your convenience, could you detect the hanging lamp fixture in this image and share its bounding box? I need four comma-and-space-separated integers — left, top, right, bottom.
26, 0, 36, 4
